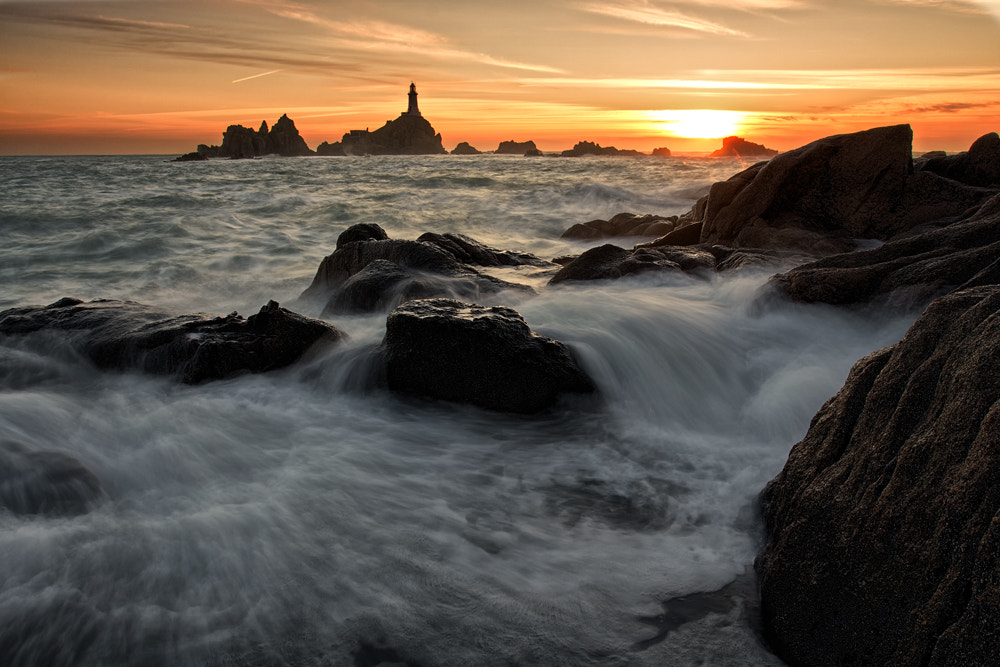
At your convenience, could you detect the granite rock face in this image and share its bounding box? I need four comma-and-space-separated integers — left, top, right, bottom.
301, 224, 544, 316
696, 125, 995, 253
756, 284, 1000, 666
0, 441, 105, 517
0, 298, 344, 383
768, 192, 1000, 307
379, 299, 595, 413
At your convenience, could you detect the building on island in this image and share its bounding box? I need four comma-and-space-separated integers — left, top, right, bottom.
404, 82, 422, 117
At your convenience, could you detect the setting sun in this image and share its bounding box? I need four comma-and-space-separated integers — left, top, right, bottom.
652, 109, 747, 140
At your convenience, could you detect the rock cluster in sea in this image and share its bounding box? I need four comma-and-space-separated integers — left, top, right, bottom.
560, 141, 643, 157
709, 136, 777, 158
192, 114, 314, 159
317, 114, 446, 156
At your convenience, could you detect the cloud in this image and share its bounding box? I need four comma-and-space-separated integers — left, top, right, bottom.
874, 0, 995, 13
232, 69, 283, 84
580, 2, 748, 36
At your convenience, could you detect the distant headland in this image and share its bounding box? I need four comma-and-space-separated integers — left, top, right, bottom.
174, 83, 779, 160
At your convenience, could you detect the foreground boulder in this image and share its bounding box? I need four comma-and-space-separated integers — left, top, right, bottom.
560, 212, 680, 240
695, 125, 995, 253
756, 285, 1000, 665
918, 131, 1000, 188
379, 299, 595, 413
0, 441, 104, 517
0, 298, 344, 383
769, 192, 1000, 306
300, 224, 545, 316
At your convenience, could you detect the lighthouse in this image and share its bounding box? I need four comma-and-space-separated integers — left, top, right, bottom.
405, 82, 422, 117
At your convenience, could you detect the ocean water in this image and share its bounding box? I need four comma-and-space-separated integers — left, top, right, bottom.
0, 154, 918, 666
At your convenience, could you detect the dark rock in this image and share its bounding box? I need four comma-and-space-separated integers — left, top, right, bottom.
560, 141, 642, 157
266, 114, 313, 156
652, 147, 672, 157
768, 192, 1000, 306
339, 115, 446, 156
495, 140, 538, 155
172, 151, 208, 162
301, 226, 537, 315
315, 141, 345, 156
637, 221, 703, 248
548, 244, 715, 284
451, 141, 482, 155
379, 299, 595, 413
698, 125, 995, 253
0, 298, 344, 384
219, 124, 263, 159
207, 115, 314, 158
560, 213, 680, 240
918, 132, 1000, 188
709, 136, 778, 158
0, 441, 105, 517
756, 284, 1000, 666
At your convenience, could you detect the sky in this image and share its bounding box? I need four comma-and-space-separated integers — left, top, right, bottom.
1, 0, 999, 155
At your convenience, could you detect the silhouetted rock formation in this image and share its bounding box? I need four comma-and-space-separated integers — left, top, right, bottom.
756, 283, 1000, 666
300, 224, 547, 316
332, 114, 446, 156
172, 151, 208, 162
691, 125, 995, 254
651, 147, 672, 157
560, 141, 642, 157
495, 140, 538, 155
709, 136, 777, 158
768, 192, 1000, 307
378, 298, 595, 413
0, 441, 105, 517
0, 298, 344, 384
193, 114, 314, 159
451, 141, 482, 155
561, 212, 679, 240
917, 131, 1000, 188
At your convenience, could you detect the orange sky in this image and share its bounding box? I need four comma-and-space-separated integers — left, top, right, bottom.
1, 0, 999, 155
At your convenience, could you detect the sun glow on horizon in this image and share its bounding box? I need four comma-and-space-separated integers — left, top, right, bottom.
651, 109, 748, 139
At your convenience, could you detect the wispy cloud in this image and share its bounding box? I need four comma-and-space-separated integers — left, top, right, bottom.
232, 69, 283, 83
874, 0, 995, 13
581, 2, 748, 36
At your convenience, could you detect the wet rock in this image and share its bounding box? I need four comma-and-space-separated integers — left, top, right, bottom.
560, 212, 680, 240
0, 441, 104, 516
698, 125, 995, 254
301, 226, 537, 315
560, 141, 642, 157
548, 244, 715, 284
495, 140, 538, 155
172, 152, 208, 162
379, 299, 595, 413
652, 147, 672, 157
709, 136, 777, 158
768, 192, 1000, 306
451, 141, 481, 155
0, 298, 344, 384
637, 221, 703, 247
756, 285, 1000, 665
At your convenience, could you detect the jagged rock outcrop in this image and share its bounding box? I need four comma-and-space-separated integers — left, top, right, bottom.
0, 441, 105, 517
694, 125, 995, 254
337, 115, 446, 156
917, 131, 1000, 188
560, 141, 642, 157
756, 284, 1000, 666
451, 142, 482, 155
315, 141, 346, 156
768, 192, 1000, 307
172, 152, 208, 162
710, 136, 777, 158
300, 224, 545, 316
193, 115, 314, 159
378, 299, 595, 413
652, 147, 672, 157
561, 212, 679, 240
495, 140, 538, 155
0, 298, 344, 384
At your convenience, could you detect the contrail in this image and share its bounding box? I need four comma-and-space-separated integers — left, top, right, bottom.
232, 69, 283, 84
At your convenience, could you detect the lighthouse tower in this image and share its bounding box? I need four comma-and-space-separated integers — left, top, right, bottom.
405, 82, 422, 117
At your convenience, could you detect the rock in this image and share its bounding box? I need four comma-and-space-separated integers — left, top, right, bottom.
266, 114, 313, 156
756, 284, 1000, 666
172, 152, 208, 162
338, 115, 446, 156
0, 441, 105, 517
451, 141, 482, 155
698, 125, 996, 254
918, 132, 1000, 188
548, 244, 716, 284
495, 140, 538, 155
709, 136, 778, 158
637, 221, 703, 247
768, 192, 1000, 306
0, 298, 345, 384
300, 226, 537, 315
315, 141, 346, 156
560, 141, 643, 157
651, 147, 672, 157
219, 124, 264, 159
560, 213, 680, 240
379, 299, 595, 413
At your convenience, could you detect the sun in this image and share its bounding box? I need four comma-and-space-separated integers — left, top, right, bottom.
652, 109, 746, 139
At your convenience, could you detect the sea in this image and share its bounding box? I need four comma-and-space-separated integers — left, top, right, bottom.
0, 154, 920, 666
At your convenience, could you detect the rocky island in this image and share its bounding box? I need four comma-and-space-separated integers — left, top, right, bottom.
179, 114, 314, 160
